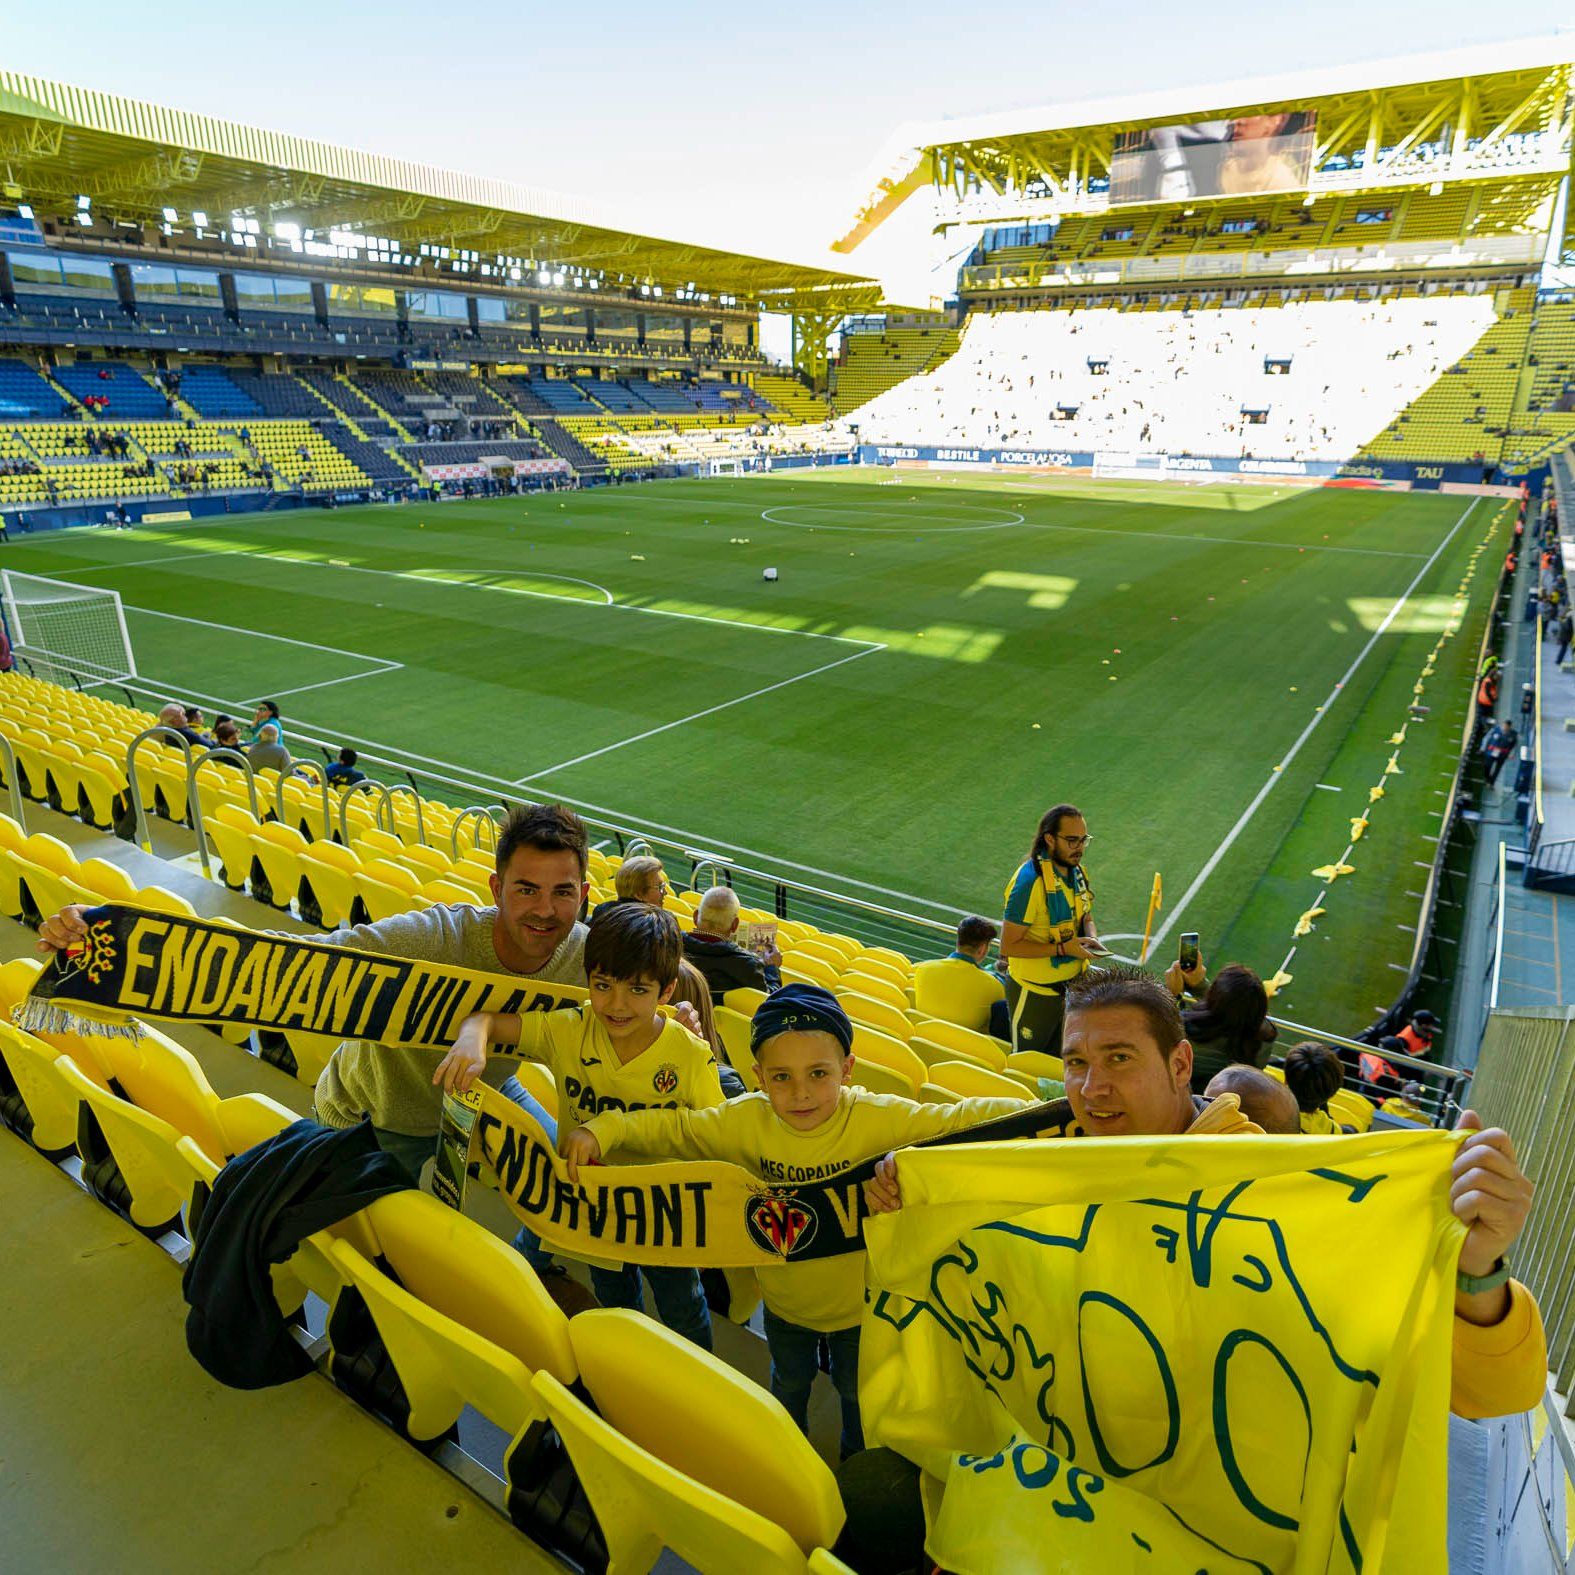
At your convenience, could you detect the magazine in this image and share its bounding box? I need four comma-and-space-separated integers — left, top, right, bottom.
737, 920, 778, 959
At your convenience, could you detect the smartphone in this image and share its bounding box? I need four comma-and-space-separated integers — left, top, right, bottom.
1178, 933, 1201, 973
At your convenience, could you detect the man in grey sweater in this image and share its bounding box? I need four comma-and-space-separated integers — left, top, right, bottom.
308, 801, 591, 1178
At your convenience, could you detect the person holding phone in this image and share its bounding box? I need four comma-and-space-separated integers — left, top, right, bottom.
999, 803, 1104, 1053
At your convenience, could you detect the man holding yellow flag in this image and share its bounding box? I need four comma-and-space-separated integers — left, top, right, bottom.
844, 966, 1546, 1574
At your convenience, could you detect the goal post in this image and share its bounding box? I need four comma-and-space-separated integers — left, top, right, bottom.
0, 571, 138, 687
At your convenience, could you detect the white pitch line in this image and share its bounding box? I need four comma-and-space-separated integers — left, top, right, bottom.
516, 644, 886, 782
1149, 498, 1480, 954
248, 664, 403, 701
129, 605, 396, 667
45, 548, 255, 576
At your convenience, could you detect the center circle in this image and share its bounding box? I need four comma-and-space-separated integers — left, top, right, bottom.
759, 501, 1025, 534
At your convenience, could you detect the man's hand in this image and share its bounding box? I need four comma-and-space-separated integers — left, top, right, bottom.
36, 904, 92, 956
1062, 935, 1102, 962
1453, 1110, 1534, 1325
432, 1016, 492, 1094
863, 1153, 903, 1215
671, 1000, 704, 1038
563, 1128, 602, 1183
763, 947, 783, 967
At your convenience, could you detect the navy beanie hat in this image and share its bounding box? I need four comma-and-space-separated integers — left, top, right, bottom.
749, 982, 854, 1056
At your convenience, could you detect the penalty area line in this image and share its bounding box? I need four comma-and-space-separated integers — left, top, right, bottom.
515, 643, 886, 783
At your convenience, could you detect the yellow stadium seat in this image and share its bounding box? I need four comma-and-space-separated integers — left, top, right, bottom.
205, 803, 262, 891
837, 990, 912, 1043
353, 858, 423, 923
133, 746, 191, 824
1329, 1088, 1375, 1132
927, 1060, 1035, 1102
509, 1059, 560, 1121
837, 970, 909, 1012
0, 954, 43, 1016
713, 1006, 759, 1090
0, 1019, 82, 1157
850, 1025, 925, 1096
323, 1190, 579, 1445
857, 945, 913, 973
73, 857, 140, 904
277, 775, 330, 840
1006, 1050, 1065, 1085
13, 832, 86, 921
789, 938, 852, 973
419, 879, 475, 907
397, 843, 452, 881
720, 986, 767, 1017
911, 1019, 1009, 1072
781, 955, 840, 992
814, 933, 863, 963
534, 1372, 827, 1575
848, 1057, 914, 1100
134, 884, 198, 917
349, 825, 405, 860
249, 821, 310, 911
297, 841, 361, 928
192, 759, 255, 822
845, 954, 910, 992
552, 1308, 844, 1565
918, 1081, 959, 1105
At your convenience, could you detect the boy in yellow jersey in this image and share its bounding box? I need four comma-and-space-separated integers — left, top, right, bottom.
433, 902, 722, 1348
560, 983, 1032, 1459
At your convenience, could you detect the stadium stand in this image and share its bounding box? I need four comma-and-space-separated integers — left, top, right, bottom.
831, 322, 960, 414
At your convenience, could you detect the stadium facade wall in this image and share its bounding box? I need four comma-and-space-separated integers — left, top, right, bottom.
856, 445, 1544, 493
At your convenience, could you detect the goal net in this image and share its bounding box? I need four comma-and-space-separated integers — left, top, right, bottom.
0, 571, 137, 687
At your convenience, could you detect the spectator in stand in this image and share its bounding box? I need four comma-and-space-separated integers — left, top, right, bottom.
1361, 1037, 1407, 1101
1204, 1063, 1300, 1134
682, 884, 782, 999
1177, 962, 1278, 1092
325, 746, 366, 788
1396, 1009, 1441, 1058
247, 722, 291, 776
913, 916, 1009, 1039
156, 701, 214, 751
1556, 609, 1573, 668
212, 719, 241, 752
1381, 1080, 1431, 1125
614, 855, 668, 909
1283, 1040, 1348, 1133
1483, 719, 1518, 787
184, 705, 206, 732
999, 804, 1103, 1054
244, 700, 282, 746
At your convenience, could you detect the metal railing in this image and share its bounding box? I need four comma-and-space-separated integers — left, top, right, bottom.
449, 806, 501, 861
0, 731, 27, 829
1470, 1007, 1575, 1416
124, 726, 217, 876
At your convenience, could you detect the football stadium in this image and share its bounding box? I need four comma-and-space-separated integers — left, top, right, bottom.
1, 27, 1574, 1574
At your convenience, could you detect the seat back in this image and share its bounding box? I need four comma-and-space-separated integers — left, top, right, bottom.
721, 986, 766, 1017
781, 955, 840, 992
837, 990, 912, 1042
928, 1059, 1035, 1101
912, 1017, 1009, 1071
712, 1006, 760, 1090
568, 1307, 843, 1554
849, 1026, 925, 1096
532, 1372, 815, 1575
838, 970, 909, 1011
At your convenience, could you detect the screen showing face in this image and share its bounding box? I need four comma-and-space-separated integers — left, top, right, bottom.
1109, 111, 1317, 205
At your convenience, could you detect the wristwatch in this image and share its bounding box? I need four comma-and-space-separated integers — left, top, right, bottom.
1456, 1257, 1511, 1295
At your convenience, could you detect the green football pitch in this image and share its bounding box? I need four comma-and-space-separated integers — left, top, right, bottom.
0, 469, 1504, 1028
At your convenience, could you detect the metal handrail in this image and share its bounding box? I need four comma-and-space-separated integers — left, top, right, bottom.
189, 746, 260, 821
450, 805, 501, 861
688, 858, 727, 893
125, 726, 201, 861
0, 731, 27, 830
337, 777, 394, 845
386, 783, 426, 846
276, 757, 333, 837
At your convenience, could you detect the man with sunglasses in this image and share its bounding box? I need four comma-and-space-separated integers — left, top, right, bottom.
999, 802, 1104, 1053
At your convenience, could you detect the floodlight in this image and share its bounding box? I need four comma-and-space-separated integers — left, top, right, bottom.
1428, 180, 1444, 196
553, 271, 565, 286
17, 204, 33, 220
192, 210, 209, 227
162, 206, 178, 222
74, 212, 93, 226
76, 194, 91, 209
274, 221, 301, 242
1302, 193, 1315, 207
538, 270, 551, 285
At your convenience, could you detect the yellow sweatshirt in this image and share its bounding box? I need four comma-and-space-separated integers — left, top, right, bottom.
513, 1005, 725, 1152
583, 1086, 1030, 1331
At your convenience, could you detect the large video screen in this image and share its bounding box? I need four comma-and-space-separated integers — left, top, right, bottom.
1109, 112, 1317, 205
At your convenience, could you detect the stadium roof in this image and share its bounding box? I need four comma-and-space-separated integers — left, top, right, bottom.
0, 70, 879, 312
837, 34, 1575, 251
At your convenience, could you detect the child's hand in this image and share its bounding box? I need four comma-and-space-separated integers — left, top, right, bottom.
863, 1152, 903, 1214
671, 1000, 704, 1038
433, 1016, 490, 1094
563, 1128, 602, 1183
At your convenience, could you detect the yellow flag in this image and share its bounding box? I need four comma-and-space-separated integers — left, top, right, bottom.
861, 1133, 1463, 1574
1263, 967, 1293, 996
1349, 816, 1369, 842
1312, 862, 1356, 881
1292, 905, 1325, 937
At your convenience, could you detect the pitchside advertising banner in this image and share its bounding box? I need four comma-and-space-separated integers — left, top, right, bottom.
858, 445, 1517, 489
1109, 112, 1318, 205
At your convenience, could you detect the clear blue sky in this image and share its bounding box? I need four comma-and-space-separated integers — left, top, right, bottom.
6, 4, 1571, 267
